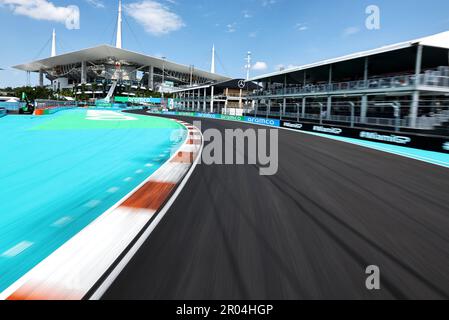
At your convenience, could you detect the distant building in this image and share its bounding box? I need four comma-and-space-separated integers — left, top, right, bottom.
172, 79, 260, 114
12, 1, 229, 100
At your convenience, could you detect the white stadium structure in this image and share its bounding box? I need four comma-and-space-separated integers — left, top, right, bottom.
13, 1, 229, 99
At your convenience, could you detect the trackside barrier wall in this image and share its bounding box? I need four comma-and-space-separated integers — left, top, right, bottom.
158, 111, 281, 127
90, 106, 147, 111
34, 106, 75, 116
0, 102, 23, 112
0, 108, 6, 118
148, 111, 449, 154
33, 106, 146, 115
280, 120, 449, 154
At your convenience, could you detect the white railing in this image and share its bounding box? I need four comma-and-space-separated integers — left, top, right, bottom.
35, 99, 78, 110
221, 108, 252, 116
251, 110, 449, 130
252, 72, 449, 97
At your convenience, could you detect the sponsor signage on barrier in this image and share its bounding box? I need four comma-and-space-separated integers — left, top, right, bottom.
281, 120, 449, 153
313, 126, 343, 135
147, 112, 448, 154
178, 112, 195, 117
115, 96, 147, 103
443, 142, 449, 151
221, 115, 244, 122
244, 117, 280, 127
196, 113, 219, 119
359, 131, 411, 145
149, 111, 251, 123
116, 96, 175, 105
283, 121, 345, 136
283, 122, 303, 130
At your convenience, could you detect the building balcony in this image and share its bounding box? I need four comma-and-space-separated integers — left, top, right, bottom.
251, 72, 449, 98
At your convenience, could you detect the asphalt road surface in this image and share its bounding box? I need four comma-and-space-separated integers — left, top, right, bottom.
102, 111, 449, 300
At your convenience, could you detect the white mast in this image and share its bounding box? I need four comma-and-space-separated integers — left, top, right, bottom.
51, 28, 56, 57
116, 0, 123, 49
211, 44, 215, 74
245, 51, 252, 80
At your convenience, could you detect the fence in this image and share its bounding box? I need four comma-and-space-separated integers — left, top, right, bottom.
35, 100, 78, 110
252, 111, 449, 131
0, 102, 23, 112
251, 100, 449, 130
221, 108, 253, 116
34, 100, 78, 116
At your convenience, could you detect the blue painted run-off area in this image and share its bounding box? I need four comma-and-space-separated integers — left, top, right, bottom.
0, 109, 186, 292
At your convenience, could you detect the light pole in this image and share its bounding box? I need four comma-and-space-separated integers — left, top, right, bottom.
245, 51, 252, 81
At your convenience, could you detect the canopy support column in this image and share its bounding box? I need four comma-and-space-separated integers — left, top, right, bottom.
409, 45, 423, 128
148, 66, 154, 91
81, 61, 87, 84
203, 87, 207, 112
302, 97, 306, 119
210, 86, 215, 113
38, 69, 44, 87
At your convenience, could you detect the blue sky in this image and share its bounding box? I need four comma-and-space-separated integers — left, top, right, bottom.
1, 0, 449, 87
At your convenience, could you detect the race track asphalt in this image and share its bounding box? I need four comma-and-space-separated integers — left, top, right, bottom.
102, 111, 449, 300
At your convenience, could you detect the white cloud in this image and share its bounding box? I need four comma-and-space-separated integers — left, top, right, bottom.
252, 61, 268, 71
85, 0, 104, 8
226, 22, 237, 33
0, 0, 80, 29
243, 10, 252, 19
262, 0, 277, 7
124, 0, 184, 36
295, 23, 308, 31
342, 26, 360, 37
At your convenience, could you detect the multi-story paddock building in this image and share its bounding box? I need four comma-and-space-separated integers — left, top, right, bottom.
248, 31, 449, 133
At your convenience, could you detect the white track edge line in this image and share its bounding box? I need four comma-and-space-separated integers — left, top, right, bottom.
89, 126, 204, 300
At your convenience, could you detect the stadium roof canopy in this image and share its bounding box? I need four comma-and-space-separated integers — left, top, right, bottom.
249, 30, 449, 82
13, 44, 229, 82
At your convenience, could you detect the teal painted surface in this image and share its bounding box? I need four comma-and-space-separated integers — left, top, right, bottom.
0, 110, 186, 292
